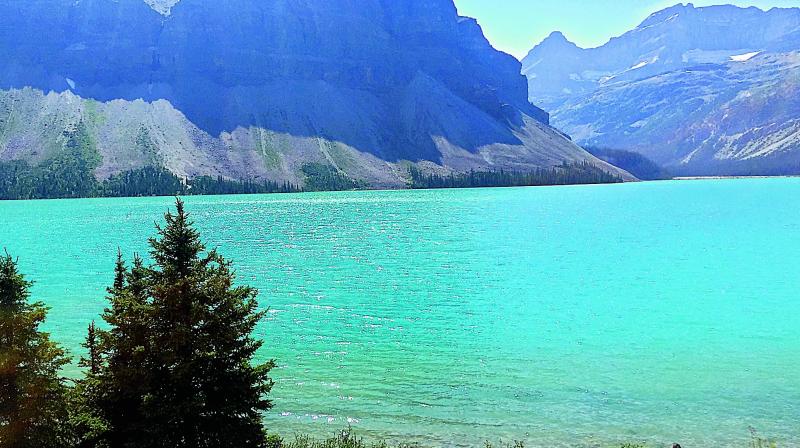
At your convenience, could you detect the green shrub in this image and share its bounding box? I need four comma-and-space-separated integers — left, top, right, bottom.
750, 427, 778, 448
266, 434, 285, 448
484, 441, 524, 448
281, 428, 395, 448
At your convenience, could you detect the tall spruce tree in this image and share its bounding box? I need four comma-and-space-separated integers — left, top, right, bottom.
96, 252, 156, 448
0, 253, 71, 448
97, 199, 275, 447
67, 321, 109, 448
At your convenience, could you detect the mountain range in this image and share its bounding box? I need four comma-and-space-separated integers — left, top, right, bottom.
523, 3, 800, 175
0, 0, 626, 191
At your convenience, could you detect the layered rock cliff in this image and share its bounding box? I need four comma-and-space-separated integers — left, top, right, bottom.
0, 0, 623, 188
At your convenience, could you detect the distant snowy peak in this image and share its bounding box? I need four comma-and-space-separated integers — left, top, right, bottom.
521, 2, 800, 176
522, 2, 800, 108
143, 0, 180, 16
635, 2, 783, 30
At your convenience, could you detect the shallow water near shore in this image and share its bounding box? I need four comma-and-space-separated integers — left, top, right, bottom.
2, 178, 799, 447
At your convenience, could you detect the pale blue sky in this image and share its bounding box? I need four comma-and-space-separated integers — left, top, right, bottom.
453, 0, 800, 59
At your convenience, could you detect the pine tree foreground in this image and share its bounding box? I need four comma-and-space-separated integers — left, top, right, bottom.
82, 198, 276, 448
0, 253, 71, 448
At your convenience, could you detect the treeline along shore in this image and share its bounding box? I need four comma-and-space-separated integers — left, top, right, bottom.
0, 159, 623, 201
0, 199, 779, 448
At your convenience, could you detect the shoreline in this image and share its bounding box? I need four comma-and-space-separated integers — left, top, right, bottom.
2, 175, 800, 203
672, 175, 800, 180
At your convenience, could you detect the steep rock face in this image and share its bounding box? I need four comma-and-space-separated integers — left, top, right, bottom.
522, 4, 800, 175
0, 0, 616, 188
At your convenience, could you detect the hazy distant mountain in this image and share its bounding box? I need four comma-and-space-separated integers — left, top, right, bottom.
522, 3, 800, 175
0, 0, 625, 190
523, 3, 800, 110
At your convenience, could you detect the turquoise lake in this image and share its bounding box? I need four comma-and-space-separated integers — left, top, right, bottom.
1, 178, 799, 447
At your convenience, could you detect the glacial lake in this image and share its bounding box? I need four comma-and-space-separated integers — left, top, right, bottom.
1, 179, 799, 447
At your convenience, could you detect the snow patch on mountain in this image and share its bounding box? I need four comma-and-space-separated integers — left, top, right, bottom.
637, 13, 680, 32
682, 49, 760, 64
731, 51, 762, 62
629, 56, 659, 71
143, 0, 180, 16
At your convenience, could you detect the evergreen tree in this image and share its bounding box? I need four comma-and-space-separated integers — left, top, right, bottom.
82, 322, 101, 376
408, 161, 623, 189
300, 163, 366, 191
66, 321, 109, 448
96, 252, 154, 448
0, 161, 301, 201
97, 199, 275, 447
0, 253, 71, 448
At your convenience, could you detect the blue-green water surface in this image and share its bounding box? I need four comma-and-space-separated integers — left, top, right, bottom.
1, 179, 798, 447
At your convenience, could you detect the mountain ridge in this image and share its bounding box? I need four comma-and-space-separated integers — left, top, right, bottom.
522, 3, 800, 175
0, 0, 630, 190
523, 3, 800, 109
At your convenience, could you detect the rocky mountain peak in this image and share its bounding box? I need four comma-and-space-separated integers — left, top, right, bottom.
522, 31, 581, 76
522, 3, 800, 176
539, 31, 579, 50
522, 3, 800, 109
